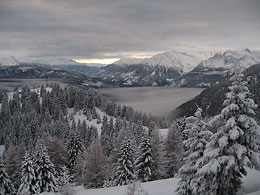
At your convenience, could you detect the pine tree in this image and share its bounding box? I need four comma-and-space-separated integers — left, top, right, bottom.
5, 144, 24, 190
176, 108, 211, 195
197, 70, 260, 195
101, 116, 114, 155
67, 135, 84, 175
114, 138, 136, 186
0, 158, 15, 195
135, 136, 155, 182
57, 166, 73, 195
33, 142, 57, 193
18, 152, 37, 195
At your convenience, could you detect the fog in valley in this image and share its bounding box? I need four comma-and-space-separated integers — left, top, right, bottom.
99, 87, 204, 118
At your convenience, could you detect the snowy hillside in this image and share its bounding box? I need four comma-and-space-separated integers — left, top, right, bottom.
40, 167, 260, 195
196, 48, 260, 71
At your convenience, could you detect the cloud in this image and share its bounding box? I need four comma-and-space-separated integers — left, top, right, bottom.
0, 0, 259, 59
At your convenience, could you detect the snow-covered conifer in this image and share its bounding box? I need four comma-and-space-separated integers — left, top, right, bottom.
33, 142, 57, 193
176, 108, 211, 195
197, 70, 260, 195
114, 138, 136, 186
67, 135, 84, 173
135, 136, 155, 182
18, 152, 37, 195
0, 158, 15, 195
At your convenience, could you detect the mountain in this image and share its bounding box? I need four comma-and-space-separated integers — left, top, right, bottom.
0, 63, 105, 88
195, 48, 260, 71
173, 63, 260, 120
175, 49, 260, 88
96, 50, 213, 87
0, 56, 102, 75
52, 65, 100, 75
0, 56, 19, 66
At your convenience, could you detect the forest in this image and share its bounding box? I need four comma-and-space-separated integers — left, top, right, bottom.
0, 70, 259, 195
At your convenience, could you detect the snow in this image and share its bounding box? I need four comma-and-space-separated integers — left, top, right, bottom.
112, 50, 214, 73
198, 48, 260, 71
0, 56, 19, 66
0, 145, 5, 157
68, 108, 107, 136
40, 167, 260, 195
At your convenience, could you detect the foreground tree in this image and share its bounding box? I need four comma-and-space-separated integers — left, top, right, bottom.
34, 142, 57, 193
18, 152, 37, 195
198, 70, 260, 195
176, 108, 211, 195
135, 136, 155, 182
114, 138, 136, 186
0, 158, 15, 195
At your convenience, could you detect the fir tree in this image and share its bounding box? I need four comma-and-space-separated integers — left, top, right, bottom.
18, 152, 37, 195
33, 142, 57, 193
57, 166, 73, 195
0, 158, 15, 195
135, 136, 155, 182
67, 135, 84, 175
176, 108, 211, 195
114, 138, 136, 186
198, 70, 260, 195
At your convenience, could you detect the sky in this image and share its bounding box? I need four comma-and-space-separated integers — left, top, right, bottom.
0, 0, 260, 64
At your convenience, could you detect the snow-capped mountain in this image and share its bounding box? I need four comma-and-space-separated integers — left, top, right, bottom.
195, 48, 260, 71
113, 50, 213, 73
96, 50, 215, 87
0, 56, 19, 66
176, 49, 260, 88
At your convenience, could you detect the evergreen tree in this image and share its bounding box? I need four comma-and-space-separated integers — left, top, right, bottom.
0, 158, 15, 195
176, 108, 211, 195
67, 135, 84, 175
45, 136, 67, 173
101, 116, 114, 155
18, 152, 37, 195
114, 138, 136, 186
135, 136, 155, 182
57, 166, 73, 195
33, 142, 57, 193
5, 144, 24, 190
197, 71, 260, 195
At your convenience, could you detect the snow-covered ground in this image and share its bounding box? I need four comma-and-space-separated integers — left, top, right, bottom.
68, 108, 107, 136
41, 167, 260, 195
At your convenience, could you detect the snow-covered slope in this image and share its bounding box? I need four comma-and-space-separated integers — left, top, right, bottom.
0, 56, 19, 66
41, 167, 260, 195
196, 48, 260, 71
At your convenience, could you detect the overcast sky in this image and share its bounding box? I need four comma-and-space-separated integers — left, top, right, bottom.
0, 0, 259, 62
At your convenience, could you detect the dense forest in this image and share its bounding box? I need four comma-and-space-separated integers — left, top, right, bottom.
0, 83, 183, 194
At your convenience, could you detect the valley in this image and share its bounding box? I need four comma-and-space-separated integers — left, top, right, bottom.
98, 87, 203, 119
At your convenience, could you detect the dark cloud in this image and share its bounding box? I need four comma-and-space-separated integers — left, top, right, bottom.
0, 0, 259, 59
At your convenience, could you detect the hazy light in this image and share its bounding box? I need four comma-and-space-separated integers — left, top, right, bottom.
74, 58, 120, 64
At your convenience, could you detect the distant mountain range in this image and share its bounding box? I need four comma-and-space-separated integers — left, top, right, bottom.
96, 49, 260, 87
1, 49, 260, 88
0, 63, 106, 88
